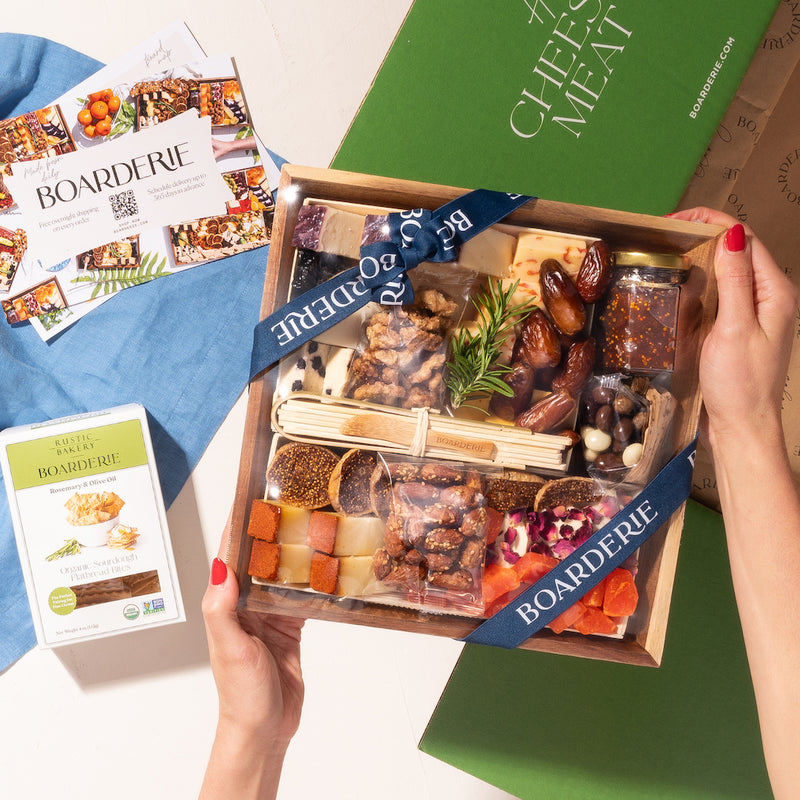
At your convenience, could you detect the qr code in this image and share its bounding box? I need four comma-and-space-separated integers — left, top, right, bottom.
109, 190, 138, 220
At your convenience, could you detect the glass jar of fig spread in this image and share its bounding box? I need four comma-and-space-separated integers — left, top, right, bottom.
595, 251, 690, 375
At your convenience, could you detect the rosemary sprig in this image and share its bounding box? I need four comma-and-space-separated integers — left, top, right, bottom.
445, 279, 537, 410
46, 538, 82, 561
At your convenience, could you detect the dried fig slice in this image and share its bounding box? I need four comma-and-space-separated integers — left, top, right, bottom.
329, 449, 377, 516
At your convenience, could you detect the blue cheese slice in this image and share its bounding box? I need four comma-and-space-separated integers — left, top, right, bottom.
277, 340, 331, 396
322, 346, 355, 398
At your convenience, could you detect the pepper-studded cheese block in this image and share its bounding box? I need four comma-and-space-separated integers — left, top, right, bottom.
503, 232, 588, 307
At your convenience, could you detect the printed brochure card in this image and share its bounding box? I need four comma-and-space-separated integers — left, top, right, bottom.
0, 404, 185, 647
0, 26, 279, 340
5, 111, 230, 262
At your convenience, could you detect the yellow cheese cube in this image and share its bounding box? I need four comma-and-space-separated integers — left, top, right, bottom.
275, 504, 311, 545
337, 555, 378, 597
457, 226, 516, 276
333, 516, 385, 557
276, 544, 314, 584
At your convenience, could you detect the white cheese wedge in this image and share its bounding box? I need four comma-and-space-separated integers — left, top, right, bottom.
457, 226, 516, 276
292, 204, 366, 259
333, 516, 386, 557
276, 544, 314, 584
318, 206, 365, 259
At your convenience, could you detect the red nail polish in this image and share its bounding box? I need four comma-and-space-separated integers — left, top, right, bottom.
211, 557, 227, 585
725, 224, 746, 253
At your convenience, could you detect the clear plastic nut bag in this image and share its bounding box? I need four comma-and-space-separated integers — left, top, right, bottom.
371, 459, 494, 615
580, 375, 649, 480
343, 265, 474, 411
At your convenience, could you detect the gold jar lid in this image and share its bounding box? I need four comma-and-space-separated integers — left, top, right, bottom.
614, 250, 690, 271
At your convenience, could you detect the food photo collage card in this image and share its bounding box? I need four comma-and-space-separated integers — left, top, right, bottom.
0, 21, 280, 340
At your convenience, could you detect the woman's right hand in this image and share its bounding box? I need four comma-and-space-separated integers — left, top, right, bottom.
671, 207, 797, 452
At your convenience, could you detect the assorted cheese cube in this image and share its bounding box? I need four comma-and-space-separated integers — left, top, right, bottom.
246, 499, 385, 598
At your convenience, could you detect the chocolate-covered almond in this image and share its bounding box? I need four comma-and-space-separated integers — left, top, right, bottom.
593, 451, 624, 472
540, 259, 586, 335
515, 391, 576, 433
518, 309, 561, 368
576, 240, 614, 303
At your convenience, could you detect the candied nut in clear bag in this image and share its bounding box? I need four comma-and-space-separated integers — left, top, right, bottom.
372, 458, 493, 615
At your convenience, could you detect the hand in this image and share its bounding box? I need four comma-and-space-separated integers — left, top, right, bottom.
670, 207, 797, 452
199, 521, 304, 800
672, 208, 800, 800
202, 557, 305, 742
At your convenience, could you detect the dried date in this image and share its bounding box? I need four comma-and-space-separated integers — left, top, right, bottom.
515, 391, 576, 433
518, 309, 561, 368
552, 337, 596, 395
576, 240, 614, 303
540, 259, 586, 335
489, 359, 535, 421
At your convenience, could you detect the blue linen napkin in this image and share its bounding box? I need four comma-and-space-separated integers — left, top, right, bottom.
0, 34, 274, 670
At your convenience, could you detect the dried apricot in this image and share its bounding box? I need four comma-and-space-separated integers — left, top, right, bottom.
482, 563, 520, 607
548, 600, 586, 634
603, 568, 638, 617
513, 551, 558, 583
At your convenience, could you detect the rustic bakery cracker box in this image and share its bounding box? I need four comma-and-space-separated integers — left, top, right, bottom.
229, 166, 721, 667
0, 404, 184, 647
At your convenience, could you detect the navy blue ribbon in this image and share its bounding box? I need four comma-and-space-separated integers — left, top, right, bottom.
463, 435, 699, 648
249, 189, 533, 380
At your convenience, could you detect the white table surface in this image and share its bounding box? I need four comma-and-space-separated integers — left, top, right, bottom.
2, 3, 518, 799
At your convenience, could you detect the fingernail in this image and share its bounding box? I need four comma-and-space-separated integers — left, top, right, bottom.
211, 557, 227, 586
725, 223, 746, 253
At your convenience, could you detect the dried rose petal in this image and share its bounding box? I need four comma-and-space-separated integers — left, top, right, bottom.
552, 539, 576, 559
